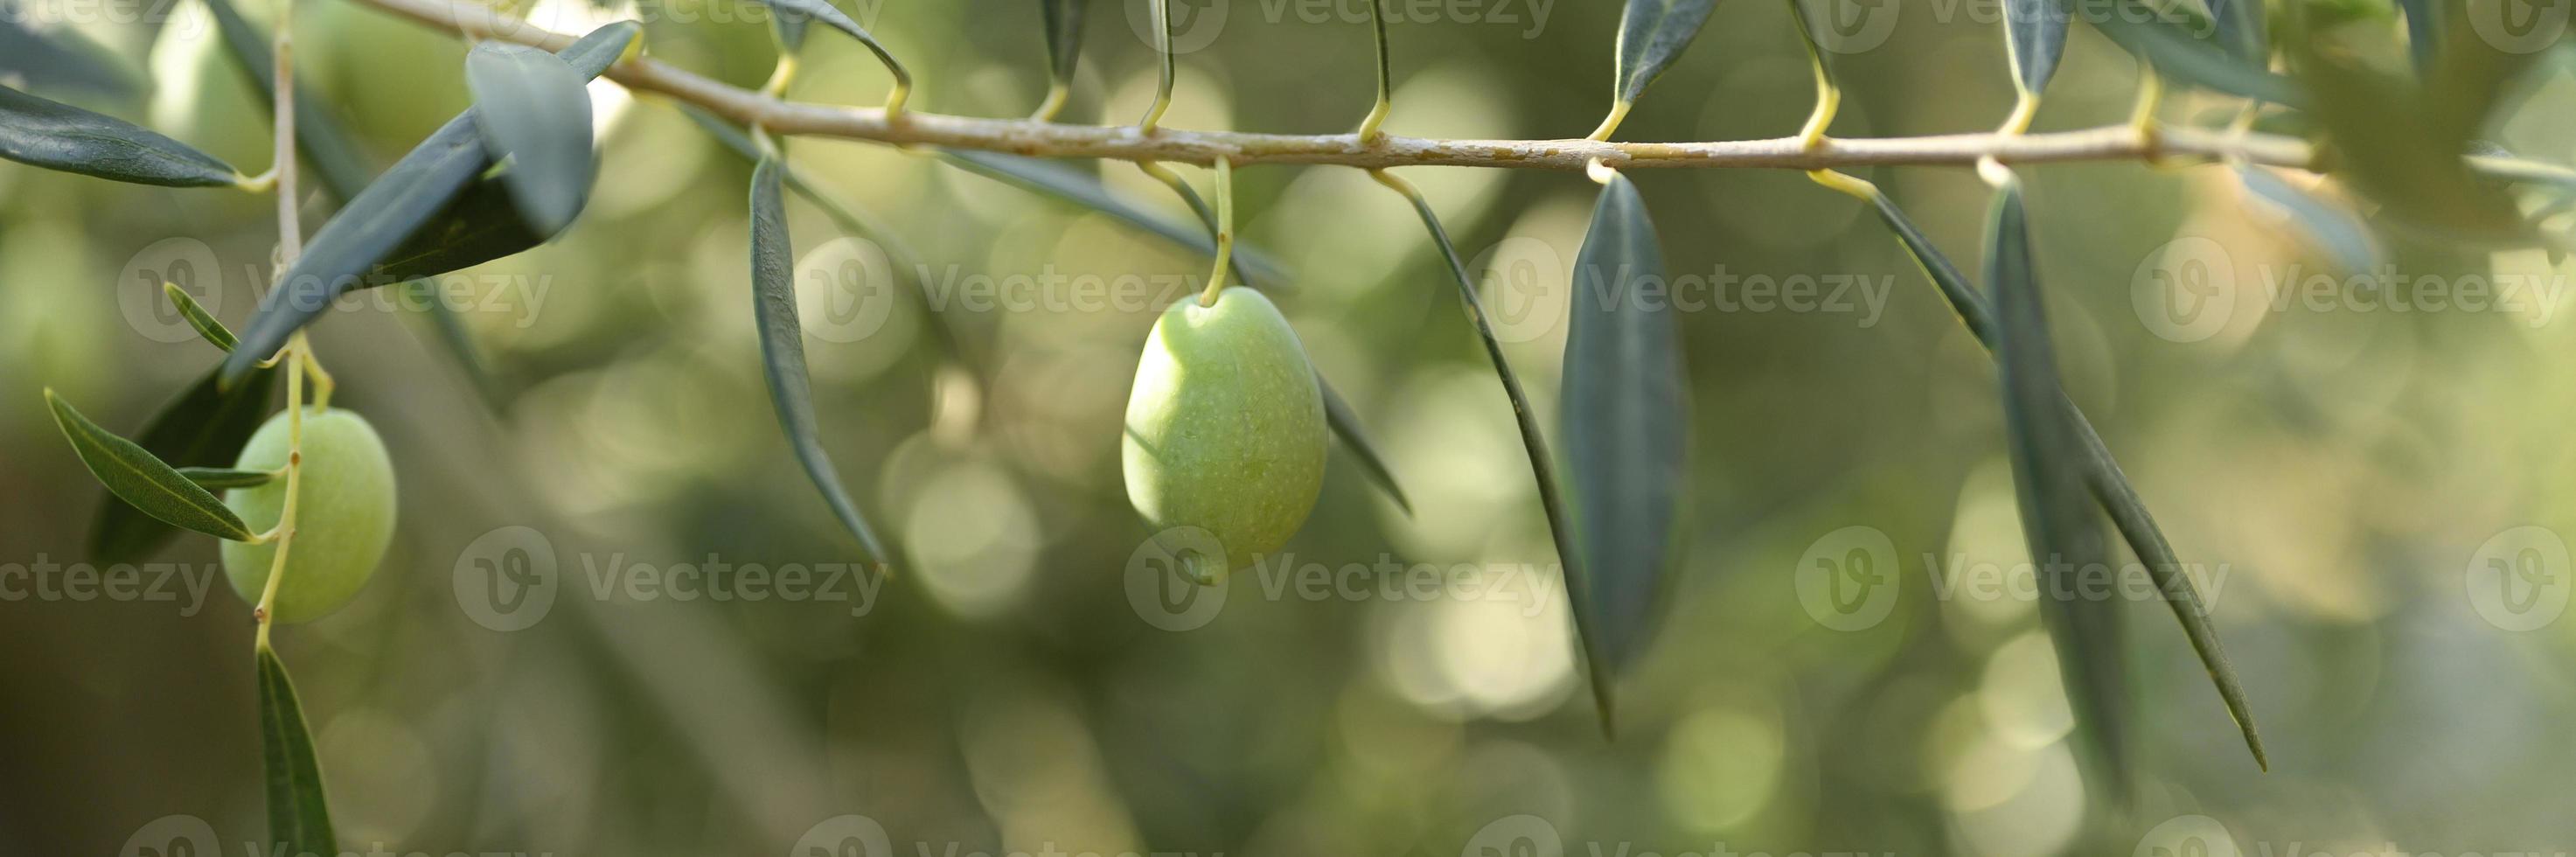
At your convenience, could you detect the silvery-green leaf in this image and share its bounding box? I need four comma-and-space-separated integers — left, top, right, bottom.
46, 388, 254, 543
2005, 0, 2071, 97
1985, 179, 2130, 798
1382, 171, 1587, 728
219, 24, 638, 387
1042, 0, 1086, 87
1863, 186, 2263, 770
1317, 366, 1410, 516
746, 0, 906, 91
465, 42, 596, 235
0, 83, 238, 186
2089, 0, 2302, 104
1559, 172, 1688, 729
2206, 0, 2266, 63
0, 11, 136, 97
938, 150, 1291, 289
775, 9, 811, 52
1612, 0, 1716, 105
86, 367, 276, 561
2396, 0, 2440, 76
199, 0, 377, 201
750, 156, 891, 565
257, 644, 336, 856
2236, 164, 2384, 274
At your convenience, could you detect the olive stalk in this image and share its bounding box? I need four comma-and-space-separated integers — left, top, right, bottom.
250, 0, 318, 647
1197, 158, 1236, 307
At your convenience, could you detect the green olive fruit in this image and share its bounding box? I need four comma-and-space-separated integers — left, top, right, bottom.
221, 408, 398, 624
1123, 287, 1327, 582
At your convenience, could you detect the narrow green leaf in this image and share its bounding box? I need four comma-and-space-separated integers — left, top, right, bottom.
165, 281, 238, 352
179, 467, 274, 489
2206, 0, 2266, 64
2088, 0, 2303, 105
937, 150, 1292, 289
1041, 0, 1086, 87
2004, 0, 2071, 97
1380, 169, 1590, 729
0, 11, 136, 97
256, 644, 336, 856
1559, 173, 1689, 728
750, 157, 891, 565
1985, 180, 2129, 799
2396, 0, 2440, 77
219, 24, 638, 387
746, 0, 909, 98
2235, 164, 2384, 274
1316, 369, 1411, 516
45, 388, 253, 542
0, 83, 239, 186
1612, 0, 1716, 105
465, 42, 595, 235
87, 367, 276, 561
774, 9, 812, 52
199, 0, 377, 202
1862, 186, 2263, 769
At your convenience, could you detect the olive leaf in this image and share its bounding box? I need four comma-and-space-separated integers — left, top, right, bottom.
45, 388, 254, 543
86, 367, 277, 562
464, 42, 595, 237
0, 10, 136, 97
775, 9, 812, 52
1316, 367, 1411, 516
1855, 186, 2265, 770
1559, 172, 1688, 730
745, 0, 908, 101
179, 467, 275, 489
750, 156, 892, 566
219, 23, 639, 387
256, 644, 337, 857
165, 281, 238, 352
2003, 0, 2070, 98
937, 150, 1292, 289
2205, 0, 2266, 64
1378, 170, 1588, 717
1611, 0, 1715, 108
199, 0, 378, 202
2087, 0, 2302, 105
2396, 0, 2441, 77
1985, 179, 2131, 799
2236, 164, 2384, 275
1041, 0, 1086, 93
0, 83, 240, 186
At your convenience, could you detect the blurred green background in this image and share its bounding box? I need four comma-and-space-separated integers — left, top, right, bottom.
7, 0, 2576, 854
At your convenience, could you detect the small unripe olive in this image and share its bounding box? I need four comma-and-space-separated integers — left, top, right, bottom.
221, 408, 398, 624
1123, 287, 1327, 580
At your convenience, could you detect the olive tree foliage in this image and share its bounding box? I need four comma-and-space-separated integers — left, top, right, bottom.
2, 0, 2559, 848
